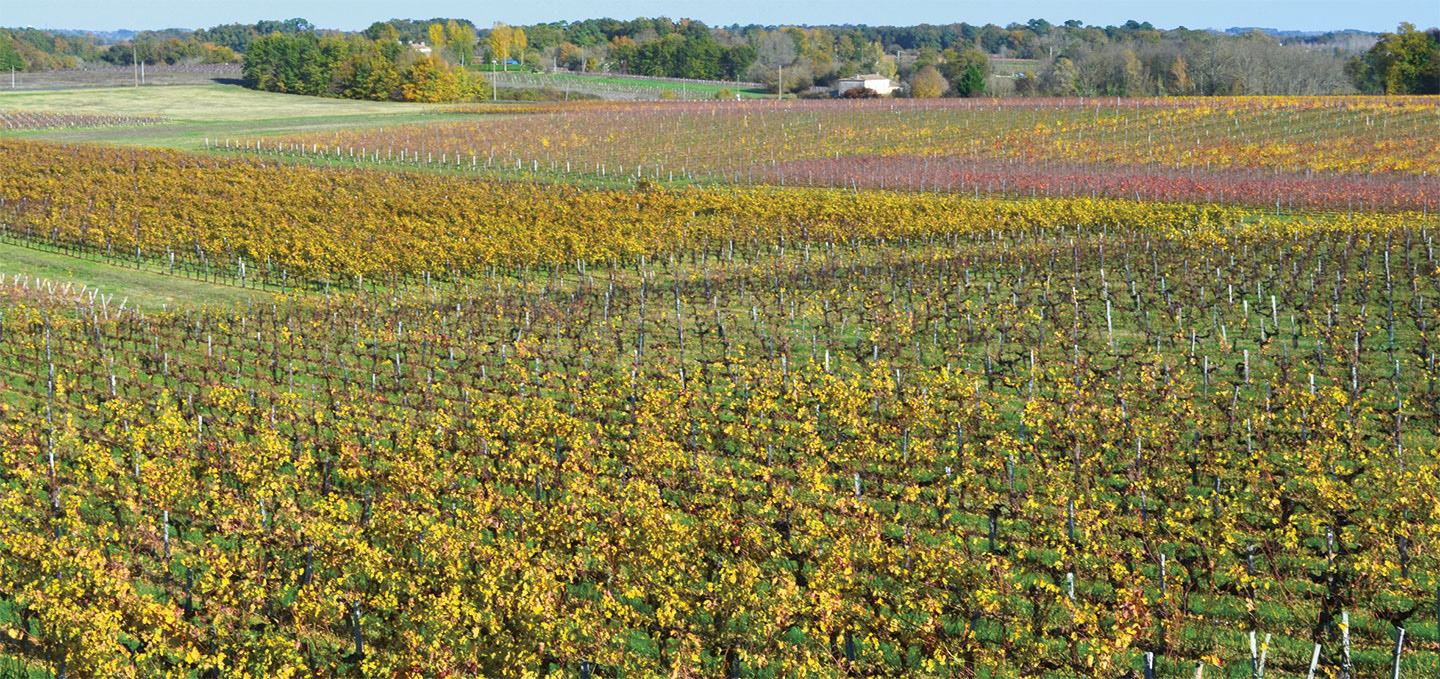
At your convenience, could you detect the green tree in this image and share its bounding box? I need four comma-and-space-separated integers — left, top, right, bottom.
915, 46, 940, 68
243, 32, 325, 93
956, 64, 986, 96
362, 22, 400, 43
1350, 23, 1440, 94
722, 44, 757, 80
340, 43, 403, 100
0, 38, 25, 72
443, 20, 476, 65
940, 47, 989, 96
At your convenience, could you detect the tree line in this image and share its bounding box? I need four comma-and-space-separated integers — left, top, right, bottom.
242, 32, 487, 102
988, 21, 1437, 97
426, 17, 1435, 96
4, 17, 1436, 97
0, 20, 302, 71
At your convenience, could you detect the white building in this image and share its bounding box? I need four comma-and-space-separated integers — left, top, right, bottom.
835, 73, 899, 96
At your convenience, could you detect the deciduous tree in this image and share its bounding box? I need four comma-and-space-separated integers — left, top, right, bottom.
910, 64, 946, 98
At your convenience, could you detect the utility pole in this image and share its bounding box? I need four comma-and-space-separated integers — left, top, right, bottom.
10, 66, 14, 89
777, 63, 782, 100
140, 59, 145, 85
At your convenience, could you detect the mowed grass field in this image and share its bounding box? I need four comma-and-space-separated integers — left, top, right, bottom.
0, 84, 455, 150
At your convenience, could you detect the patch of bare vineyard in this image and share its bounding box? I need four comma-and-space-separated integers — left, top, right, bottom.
0, 110, 166, 130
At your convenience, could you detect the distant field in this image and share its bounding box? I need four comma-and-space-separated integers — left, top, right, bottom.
545, 72, 771, 96
0, 84, 431, 122
0, 63, 241, 90
0, 84, 451, 150
485, 70, 773, 99
10, 86, 1435, 211
990, 58, 1044, 75
268, 96, 1440, 210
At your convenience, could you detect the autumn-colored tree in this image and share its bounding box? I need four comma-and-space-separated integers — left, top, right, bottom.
1167, 55, 1193, 95
455, 68, 489, 100
428, 23, 445, 53
557, 42, 583, 71
910, 64, 946, 98
609, 35, 638, 72
490, 22, 513, 70
1014, 70, 1039, 95
401, 55, 459, 102
511, 27, 528, 69
1041, 56, 1078, 95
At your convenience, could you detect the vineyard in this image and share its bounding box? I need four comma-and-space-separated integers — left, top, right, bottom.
480, 72, 769, 101
0, 138, 1276, 283
0, 90, 1438, 679
0, 111, 166, 130
253, 97, 1440, 211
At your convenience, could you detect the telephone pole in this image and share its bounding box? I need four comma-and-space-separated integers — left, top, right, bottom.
777, 63, 782, 100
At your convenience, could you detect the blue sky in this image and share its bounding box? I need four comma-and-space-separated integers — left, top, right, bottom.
4, 0, 1436, 33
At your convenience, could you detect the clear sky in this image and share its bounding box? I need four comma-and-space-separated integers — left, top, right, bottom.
4, 0, 1437, 34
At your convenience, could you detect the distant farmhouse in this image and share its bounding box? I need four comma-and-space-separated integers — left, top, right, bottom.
836, 73, 900, 96
407, 41, 433, 56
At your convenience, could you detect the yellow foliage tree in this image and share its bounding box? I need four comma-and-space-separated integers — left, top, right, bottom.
401, 56, 459, 102
511, 27, 528, 67
428, 23, 445, 53
490, 23, 513, 70
910, 65, 947, 98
